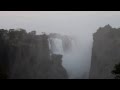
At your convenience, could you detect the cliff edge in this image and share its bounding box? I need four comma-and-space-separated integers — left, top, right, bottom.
89, 24, 120, 79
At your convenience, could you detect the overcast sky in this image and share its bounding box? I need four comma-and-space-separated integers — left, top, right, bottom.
0, 11, 120, 44
0, 11, 120, 35
1, 11, 120, 78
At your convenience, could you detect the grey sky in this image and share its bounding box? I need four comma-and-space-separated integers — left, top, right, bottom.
0, 11, 120, 35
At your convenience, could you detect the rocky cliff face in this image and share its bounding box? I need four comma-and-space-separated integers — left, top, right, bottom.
0, 29, 68, 79
89, 25, 120, 79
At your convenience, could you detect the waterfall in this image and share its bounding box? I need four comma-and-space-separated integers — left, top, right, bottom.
48, 33, 90, 79
48, 34, 80, 78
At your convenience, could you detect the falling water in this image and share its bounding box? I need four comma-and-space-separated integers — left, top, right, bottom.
48, 34, 80, 78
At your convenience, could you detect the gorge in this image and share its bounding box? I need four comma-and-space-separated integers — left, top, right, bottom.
1, 24, 120, 79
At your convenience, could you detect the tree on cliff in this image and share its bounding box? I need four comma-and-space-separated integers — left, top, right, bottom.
112, 62, 120, 79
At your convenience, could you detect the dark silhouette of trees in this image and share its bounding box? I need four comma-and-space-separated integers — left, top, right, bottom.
112, 62, 120, 79
0, 29, 38, 79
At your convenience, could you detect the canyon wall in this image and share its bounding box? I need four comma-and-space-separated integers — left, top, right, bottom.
89, 25, 120, 79
0, 29, 68, 79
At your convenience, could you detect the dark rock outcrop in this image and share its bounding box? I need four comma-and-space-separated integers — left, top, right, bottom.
48, 54, 68, 79
0, 29, 68, 79
89, 24, 120, 79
